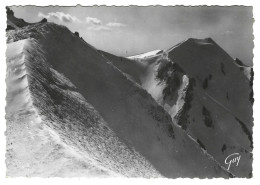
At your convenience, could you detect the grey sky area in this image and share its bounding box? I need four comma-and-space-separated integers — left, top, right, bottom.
10, 6, 254, 65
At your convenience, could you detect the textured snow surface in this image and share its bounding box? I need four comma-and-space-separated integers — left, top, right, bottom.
6, 22, 237, 178
6, 39, 161, 178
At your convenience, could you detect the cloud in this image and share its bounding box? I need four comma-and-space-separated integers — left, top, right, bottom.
86, 17, 124, 31
38, 12, 81, 23
106, 22, 126, 27
86, 17, 102, 25
88, 25, 111, 32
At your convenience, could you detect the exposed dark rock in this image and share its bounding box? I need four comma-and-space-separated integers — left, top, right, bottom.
6, 25, 15, 31
197, 139, 206, 150
235, 117, 253, 148
249, 68, 254, 87
202, 106, 214, 128
156, 61, 185, 101
74, 31, 79, 37
202, 78, 208, 89
248, 170, 253, 178
235, 58, 248, 67
226, 92, 229, 100
221, 144, 227, 153
174, 78, 195, 130
167, 125, 175, 139
249, 90, 254, 105
6, 7, 14, 16
220, 62, 226, 75
156, 61, 184, 81
40, 18, 47, 23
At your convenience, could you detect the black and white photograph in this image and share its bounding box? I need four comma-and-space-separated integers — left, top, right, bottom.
1, 1, 259, 182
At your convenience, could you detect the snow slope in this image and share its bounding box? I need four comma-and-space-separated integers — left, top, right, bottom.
127, 50, 163, 59
99, 50, 166, 103
6, 39, 161, 177
6, 22, 231, 178
102, 38, 253, 177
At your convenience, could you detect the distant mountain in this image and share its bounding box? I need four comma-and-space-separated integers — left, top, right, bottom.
6, 10, 253, 178
6, 7, 47, 31
100, 38, 253, 177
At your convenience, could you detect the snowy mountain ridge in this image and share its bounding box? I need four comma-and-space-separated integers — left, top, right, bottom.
102, 37, 253, 178
5, 10, 253, 178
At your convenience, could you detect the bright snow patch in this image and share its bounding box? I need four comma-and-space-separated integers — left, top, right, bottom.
128, 50, 163, 59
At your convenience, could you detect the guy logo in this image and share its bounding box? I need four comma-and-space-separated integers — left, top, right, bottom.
225, 153, 241, 171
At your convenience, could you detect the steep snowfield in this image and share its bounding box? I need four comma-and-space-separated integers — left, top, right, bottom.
100, 50, 166, 103
98, 50, 147, 85
127, 50, 163, 59
6, 39, 161, 177
6, 22, 231, 178
101, 38, 253, 177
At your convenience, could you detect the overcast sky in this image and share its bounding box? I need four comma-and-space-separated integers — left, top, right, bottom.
10, 6, 254, 65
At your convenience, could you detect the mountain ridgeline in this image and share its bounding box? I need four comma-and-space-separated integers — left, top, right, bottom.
6, 9, 253, 178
